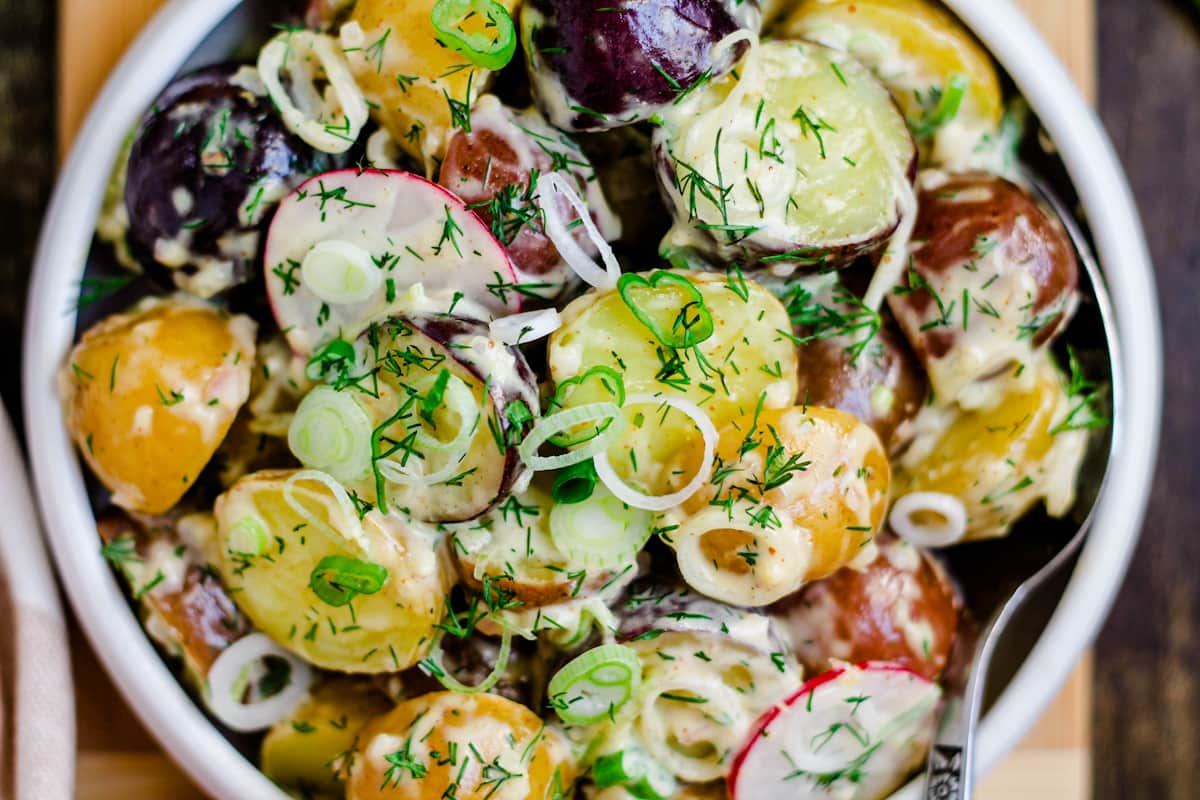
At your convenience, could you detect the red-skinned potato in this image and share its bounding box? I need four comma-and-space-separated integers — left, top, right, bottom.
62, 298, 256, 514
439, 96, 620, 302
888, 171, 1079, 409
771, 534, 960, 681
777, 275, 927, 448
97, 509, 248, 682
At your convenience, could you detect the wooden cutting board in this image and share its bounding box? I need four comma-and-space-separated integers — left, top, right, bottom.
58, 0, 1096, 796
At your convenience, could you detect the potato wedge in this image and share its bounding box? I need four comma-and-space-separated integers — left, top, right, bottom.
62, 298, 256, 514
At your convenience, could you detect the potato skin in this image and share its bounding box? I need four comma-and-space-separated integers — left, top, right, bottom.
772, 535, 960, 681
779, 278, 926, 448
888, 172, 1079, 408
347, 692, 575, 800
522, 0, 758, 131
97, 508, 248, 680
63, 299, 256, 514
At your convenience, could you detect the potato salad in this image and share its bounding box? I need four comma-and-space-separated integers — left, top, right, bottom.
65, 0, 1107, 798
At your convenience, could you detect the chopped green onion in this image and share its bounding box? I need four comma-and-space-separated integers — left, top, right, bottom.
430, 0, 517, 71
308, 555, 389, 607
421, 628, 513, 694
910, 73, 969, 140
518, 402, 628, 471
551, 460, 598, 505
300, 239, 382, 305
548, 644, 642, 725
593, 749, 678, 800
228, 515, 270, 556
617, 271, 715, 349
549, 485, 651, 569
547, 366, 625, 448
412, 370, 481, 454
288, 386, 374, 483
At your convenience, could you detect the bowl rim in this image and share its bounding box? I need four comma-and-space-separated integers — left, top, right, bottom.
22, 0, 1162, 798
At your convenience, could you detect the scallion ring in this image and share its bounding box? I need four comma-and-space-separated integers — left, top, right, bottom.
308, 554, 389, 607
617, 271, 715, 349
593, 394, 717, 512
300, 239, 382, 306
419, 627, 514, 694
889, 492, 968, 548
546, 366, 625, 447
430, 0, 517, 71
518, 402, 628, 471
551, 459, 599, 505
206, 633, 313, 732
593, 748, 678, 800
548, 644, 642, 726
288, 386, 374, 483
549, 485, 652, 569
411, 370, 481, 454
228, 515, 270, 556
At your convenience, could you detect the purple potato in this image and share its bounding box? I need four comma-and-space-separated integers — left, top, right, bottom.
521, 0, 760, 131
124, 64, 333, 297
356, 313, 540, 523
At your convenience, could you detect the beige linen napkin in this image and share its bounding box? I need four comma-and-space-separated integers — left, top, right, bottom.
0, 402, 73, 800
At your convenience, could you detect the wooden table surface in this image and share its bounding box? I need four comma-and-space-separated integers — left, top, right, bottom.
0, 0, 1193, 797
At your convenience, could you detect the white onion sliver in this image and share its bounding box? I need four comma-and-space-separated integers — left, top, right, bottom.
284, 469, 370, 553
889, 491, 968, 548
593, 394, 717, 512
535, 172, 621, 290
257, 31, 369, 154
489, 308, 562, 346
518, 402, 628, 471
206, 633, 313, 733
862, 176, 918, 312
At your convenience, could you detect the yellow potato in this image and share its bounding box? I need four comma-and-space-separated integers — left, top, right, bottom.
61, 298, 256, 514
547, 272, 799, 495
667, 405, 890, 605
347, 691, 576, 800
778, 0, 1002, 136
346, 0, 520, 170
214, 469, 455, 673
261, 678, 394, 798
893, 355, 1089, 540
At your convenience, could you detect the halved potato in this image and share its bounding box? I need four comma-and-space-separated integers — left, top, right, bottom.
347, 692, 576, 800
346, 314, 539, 523
893, 355, 1089, 540
214, 469, 455, 673
261, 678, 394, 798
778, 0, 1004, 166
547, 272, 799, 495
666, 405, 890, 606
345, 0, 520, 171
62, 298, 256, 514
655, 39, 915, 271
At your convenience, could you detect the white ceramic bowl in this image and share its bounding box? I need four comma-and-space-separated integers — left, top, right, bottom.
22, 1, 1162, 797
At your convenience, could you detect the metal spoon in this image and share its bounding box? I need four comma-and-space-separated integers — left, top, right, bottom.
921, 167, 1121, 800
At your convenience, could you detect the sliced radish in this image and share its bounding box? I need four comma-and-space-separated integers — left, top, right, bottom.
729, 662, 941, 800
265, 168, 520, 355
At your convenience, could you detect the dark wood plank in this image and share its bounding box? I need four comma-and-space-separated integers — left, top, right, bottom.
1093, 1, 1200, 797
0, 0, 56, 433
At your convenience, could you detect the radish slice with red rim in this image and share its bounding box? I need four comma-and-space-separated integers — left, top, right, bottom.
265, 168, 520, 355
729, 662, 941, 800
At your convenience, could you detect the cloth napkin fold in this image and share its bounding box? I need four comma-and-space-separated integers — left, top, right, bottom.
0, 402, 74, 800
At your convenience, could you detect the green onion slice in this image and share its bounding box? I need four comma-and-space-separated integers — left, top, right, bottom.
551, 459, 598, 505
300, 239, 382, 306
430, 0, 517, 71
518, 402, 628, 471
228, 515, 270, 556
548, 644, 642, 726
549, 485, 651, 569
308, 554, 389, 607
412, 370, 481, 454
617, 271, 715, 349
547, 366, 625, 447
593, 749, 678, 800
420, 627, 514, 694
288, 386, 374, 483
